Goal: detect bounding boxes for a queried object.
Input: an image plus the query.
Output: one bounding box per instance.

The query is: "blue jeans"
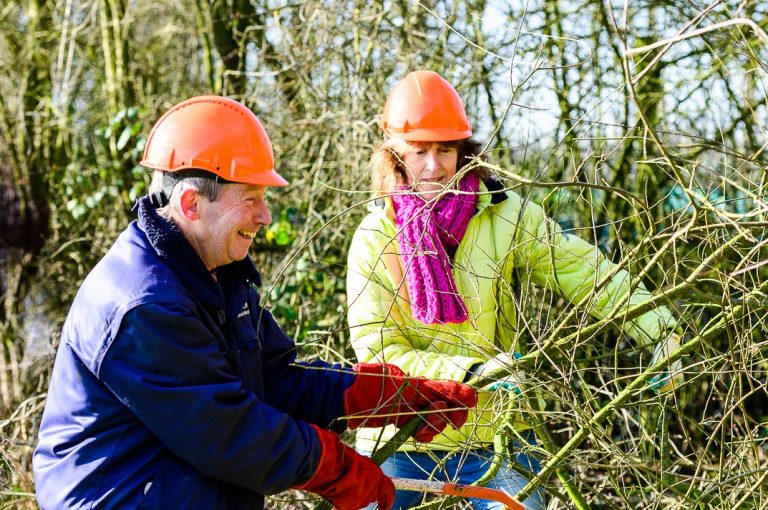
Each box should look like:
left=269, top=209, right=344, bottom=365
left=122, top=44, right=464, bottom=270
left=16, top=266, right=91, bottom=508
left=365, top=444, right=546, bottom=510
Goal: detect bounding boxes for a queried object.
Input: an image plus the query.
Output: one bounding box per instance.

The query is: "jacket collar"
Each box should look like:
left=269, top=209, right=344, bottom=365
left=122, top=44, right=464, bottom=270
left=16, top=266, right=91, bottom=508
left=134, top=196, right=262, bottom=309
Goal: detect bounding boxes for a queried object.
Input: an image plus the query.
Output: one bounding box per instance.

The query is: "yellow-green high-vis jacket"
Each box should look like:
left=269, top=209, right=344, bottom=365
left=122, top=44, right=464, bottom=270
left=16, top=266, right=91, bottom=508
left=346, top=183, right=677, bottom=451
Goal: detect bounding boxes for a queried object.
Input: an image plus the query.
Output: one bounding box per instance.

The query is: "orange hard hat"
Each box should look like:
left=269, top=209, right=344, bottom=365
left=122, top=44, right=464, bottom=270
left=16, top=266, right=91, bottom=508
left=380, top=70, right=472, bottom=142
left=141, top=95, right=288, bottom=187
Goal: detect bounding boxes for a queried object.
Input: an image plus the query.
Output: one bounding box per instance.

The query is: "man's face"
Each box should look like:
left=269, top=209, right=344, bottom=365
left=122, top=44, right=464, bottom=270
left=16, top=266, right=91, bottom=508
left=192, top=183, right=272, bottom=269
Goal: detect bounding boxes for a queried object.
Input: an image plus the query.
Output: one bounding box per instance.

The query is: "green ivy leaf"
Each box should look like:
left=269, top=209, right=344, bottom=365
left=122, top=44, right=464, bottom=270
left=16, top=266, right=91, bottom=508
left=116, top=126, right=132, bottom=150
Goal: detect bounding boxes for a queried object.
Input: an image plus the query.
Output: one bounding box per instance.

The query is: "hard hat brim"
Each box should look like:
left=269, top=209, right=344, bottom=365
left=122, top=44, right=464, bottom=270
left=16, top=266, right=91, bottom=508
left=140, top=160, right=290, bottom=187
left=235, top=168, right=289, bottom=187
left=388, top=127, right=473, bottom=142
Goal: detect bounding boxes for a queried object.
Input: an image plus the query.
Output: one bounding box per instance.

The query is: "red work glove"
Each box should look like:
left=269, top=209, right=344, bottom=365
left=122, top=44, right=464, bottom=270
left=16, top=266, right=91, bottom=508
left=293, top=424, right=394, bottom=510
left=343, top=363, right=478, bottom=442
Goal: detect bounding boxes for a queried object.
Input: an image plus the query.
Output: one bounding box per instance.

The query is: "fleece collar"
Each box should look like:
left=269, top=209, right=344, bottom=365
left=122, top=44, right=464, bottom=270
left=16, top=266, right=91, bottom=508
left=134, top=196, right=262, bottom=310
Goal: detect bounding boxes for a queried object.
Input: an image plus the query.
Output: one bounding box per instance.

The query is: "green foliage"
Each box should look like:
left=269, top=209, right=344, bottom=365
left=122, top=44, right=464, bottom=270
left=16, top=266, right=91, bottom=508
left=267, top=251, right=347, bottom=346
left=61, top=107, right=147, bottom=219
left=265, top=208, right=298, bottom=247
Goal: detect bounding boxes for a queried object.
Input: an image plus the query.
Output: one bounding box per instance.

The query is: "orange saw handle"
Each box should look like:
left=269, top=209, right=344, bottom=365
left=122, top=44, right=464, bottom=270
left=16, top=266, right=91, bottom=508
left=391, top=477, right=525, bottom=510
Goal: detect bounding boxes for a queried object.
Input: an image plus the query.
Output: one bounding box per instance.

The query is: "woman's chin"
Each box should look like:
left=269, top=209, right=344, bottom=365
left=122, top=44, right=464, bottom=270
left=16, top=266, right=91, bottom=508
left=417, top=184, right=444, bottom=201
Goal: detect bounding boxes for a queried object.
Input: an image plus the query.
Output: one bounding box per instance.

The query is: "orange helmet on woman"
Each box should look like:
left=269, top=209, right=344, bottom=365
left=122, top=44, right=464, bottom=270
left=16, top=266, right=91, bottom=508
left=141, top=95, right=288, bottom=187
left=380, top=70, right=472, bottom=142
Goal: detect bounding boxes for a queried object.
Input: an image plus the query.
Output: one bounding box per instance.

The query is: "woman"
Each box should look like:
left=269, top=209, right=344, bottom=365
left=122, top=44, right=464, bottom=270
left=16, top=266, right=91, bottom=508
left=346, top=70, right=681, bottom=509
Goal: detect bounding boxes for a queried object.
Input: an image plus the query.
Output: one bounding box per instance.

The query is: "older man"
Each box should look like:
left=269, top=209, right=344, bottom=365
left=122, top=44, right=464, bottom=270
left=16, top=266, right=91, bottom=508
left=33, top=96, right=477, bottom=510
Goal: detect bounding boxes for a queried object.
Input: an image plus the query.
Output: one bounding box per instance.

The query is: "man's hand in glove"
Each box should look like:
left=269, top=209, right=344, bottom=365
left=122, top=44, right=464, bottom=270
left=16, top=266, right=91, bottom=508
left=343, top=363, right=478, bottom=442
left=293, top=425, right=394, bottom=510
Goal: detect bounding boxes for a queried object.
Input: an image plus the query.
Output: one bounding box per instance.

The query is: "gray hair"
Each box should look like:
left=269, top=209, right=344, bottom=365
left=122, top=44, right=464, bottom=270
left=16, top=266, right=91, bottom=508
left=148, top=170, right=226, bottom=219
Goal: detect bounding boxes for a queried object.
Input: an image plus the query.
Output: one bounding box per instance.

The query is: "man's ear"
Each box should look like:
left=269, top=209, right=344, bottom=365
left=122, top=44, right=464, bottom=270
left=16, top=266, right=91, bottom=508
left=178, top=188, right=201, bottom=221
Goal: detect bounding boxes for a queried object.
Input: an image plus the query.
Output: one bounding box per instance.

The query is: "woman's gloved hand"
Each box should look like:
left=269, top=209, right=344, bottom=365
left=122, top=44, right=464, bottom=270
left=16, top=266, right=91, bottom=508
left=343, top=363, right=478, bottom=442
left=293, top=424, right=394, bottom=510
left=650, top=332, right=684, bottom=394
left=469, top=352, right=526, bottom=395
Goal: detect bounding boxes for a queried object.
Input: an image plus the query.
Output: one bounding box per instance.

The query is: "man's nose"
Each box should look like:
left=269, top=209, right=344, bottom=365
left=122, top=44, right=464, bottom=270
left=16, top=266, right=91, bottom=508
left=254, top=199, right=272, bottom=226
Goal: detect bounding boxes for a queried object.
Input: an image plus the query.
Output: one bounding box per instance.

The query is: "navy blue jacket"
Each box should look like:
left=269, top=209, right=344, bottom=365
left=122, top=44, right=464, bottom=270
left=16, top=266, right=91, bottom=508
left=33, top=197, right=355, bottom=509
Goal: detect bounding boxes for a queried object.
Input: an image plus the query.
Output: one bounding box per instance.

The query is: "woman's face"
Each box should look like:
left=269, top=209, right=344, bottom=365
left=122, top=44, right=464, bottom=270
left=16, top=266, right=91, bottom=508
left=400, top=141, right=459, bottom=201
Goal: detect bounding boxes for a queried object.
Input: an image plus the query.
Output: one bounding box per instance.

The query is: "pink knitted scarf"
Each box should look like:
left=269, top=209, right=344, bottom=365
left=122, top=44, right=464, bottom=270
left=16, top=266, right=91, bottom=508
left=392, top=172, right=479, bottom=324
